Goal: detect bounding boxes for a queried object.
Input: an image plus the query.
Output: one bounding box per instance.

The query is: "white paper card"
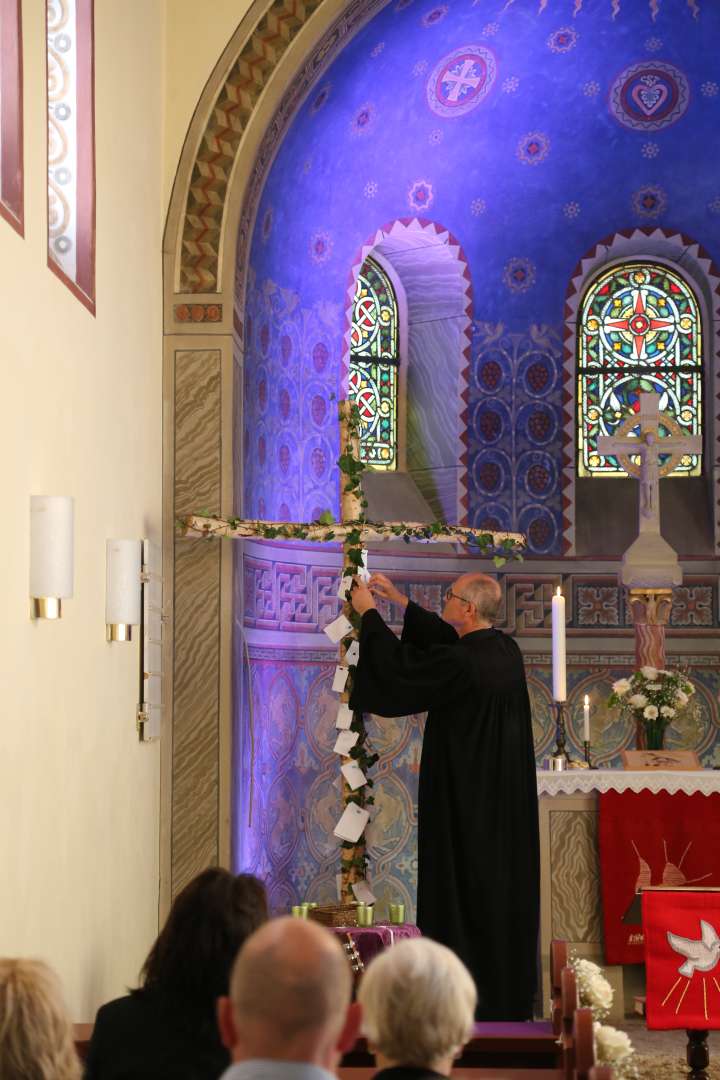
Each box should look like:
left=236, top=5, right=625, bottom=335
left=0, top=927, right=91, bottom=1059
left=333, top=802, right=370, bottom=843
left=333, top=730, right=359, bottom=756
left=323, top=613, right=354, bottom=644
left=332, top=665, right=349, bottom=693
left=358, top=548, right=370, bottom=583
left=337, top=575, right=353, bottom=600
left=335, top=703, right=354, bottom=730
left=352, top=881, right=377, bottom=905
left=341, top=761, right=367, bottom=791
left=345, top=641, right=360, bottom=665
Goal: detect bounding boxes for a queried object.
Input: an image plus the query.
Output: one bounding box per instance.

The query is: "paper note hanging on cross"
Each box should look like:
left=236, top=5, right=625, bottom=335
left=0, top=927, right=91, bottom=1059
left=324, top=613, right=354, bottom=644
left=345, top=640, right=360, bottom=665
left=352, top=880, right=376, bottom=904
left=341, top=761, right=366, bottom=791
left=333, top=730, right=359, bottom=755
left=334, top=802, right=369, bottom=843
left=336, top=703, right=354, bottom=730
left=332, top=665, right=349, bottom=693
left=358, top=548, right=370, bottom=583
left=337, top=575, right=353, bottom=600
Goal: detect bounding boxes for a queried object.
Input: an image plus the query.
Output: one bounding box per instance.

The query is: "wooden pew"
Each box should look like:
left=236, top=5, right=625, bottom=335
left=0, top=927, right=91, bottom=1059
left=560, top=967, right=578, bottom=1080
left=550, top=940, right=568, bottom=1036
left=572, top=1007, right=595, bottom=1080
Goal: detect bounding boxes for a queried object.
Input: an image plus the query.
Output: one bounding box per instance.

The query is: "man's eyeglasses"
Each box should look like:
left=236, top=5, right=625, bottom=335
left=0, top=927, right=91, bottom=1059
left=444, top=587, right=472, bottom=605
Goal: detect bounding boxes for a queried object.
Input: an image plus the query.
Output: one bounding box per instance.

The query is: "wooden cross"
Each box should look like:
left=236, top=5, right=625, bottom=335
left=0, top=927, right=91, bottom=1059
left=182, top=401, right=524, bottom=900
left=598, top=393, right=702, bottom=535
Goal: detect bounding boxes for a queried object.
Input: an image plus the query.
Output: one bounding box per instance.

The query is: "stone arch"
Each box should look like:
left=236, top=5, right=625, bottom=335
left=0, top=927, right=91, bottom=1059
left=561, top=227, right=720, bottom=556
left=344, top=217, right=473, bottom=524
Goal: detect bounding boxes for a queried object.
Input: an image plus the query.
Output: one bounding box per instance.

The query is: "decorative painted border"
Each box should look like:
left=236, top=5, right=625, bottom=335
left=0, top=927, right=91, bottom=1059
left=45, top=0, right=96, bottom=314
left=342, top=217, right=473, bottom=525
left=174, top=302, right=223, bottom=323
left=0, top=0, right=23, bottom=235
left=562, top=227, right=720, bottom=554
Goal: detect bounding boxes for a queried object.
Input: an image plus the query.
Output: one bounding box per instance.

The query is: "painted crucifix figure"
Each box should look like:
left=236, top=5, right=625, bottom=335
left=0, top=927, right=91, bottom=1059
left=598, top=391, right=702, bottom=679
left=184, top=400, right=524, bottom=900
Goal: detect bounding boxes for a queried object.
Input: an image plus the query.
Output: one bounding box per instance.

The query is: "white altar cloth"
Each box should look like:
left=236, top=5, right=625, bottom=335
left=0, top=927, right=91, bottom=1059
left=536, top=768, right=720, bottom=798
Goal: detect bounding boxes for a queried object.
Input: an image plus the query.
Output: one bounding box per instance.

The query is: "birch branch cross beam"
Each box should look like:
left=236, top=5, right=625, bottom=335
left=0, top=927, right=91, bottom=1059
left=181, top=401, right=525, bottom=902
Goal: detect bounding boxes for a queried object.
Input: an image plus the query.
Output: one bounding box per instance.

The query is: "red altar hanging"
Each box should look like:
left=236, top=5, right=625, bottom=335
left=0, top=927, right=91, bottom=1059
left=643, top=888, right=720, bottom=1029
left=598, top=790, right=720, bottom=965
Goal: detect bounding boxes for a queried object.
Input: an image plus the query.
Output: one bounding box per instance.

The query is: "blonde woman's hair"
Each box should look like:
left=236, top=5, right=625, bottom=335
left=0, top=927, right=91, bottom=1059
left=0, top=959, right=81, bottom=1080
left=358, top=938, right=476, bottom=1068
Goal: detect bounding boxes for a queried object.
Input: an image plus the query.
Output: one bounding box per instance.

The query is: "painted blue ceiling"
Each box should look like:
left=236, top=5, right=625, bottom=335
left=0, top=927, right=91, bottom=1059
left=249, top=0, right=720, bottom=329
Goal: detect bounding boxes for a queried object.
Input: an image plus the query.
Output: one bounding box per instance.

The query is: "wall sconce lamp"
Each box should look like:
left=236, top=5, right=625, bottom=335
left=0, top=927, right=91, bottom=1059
left=30, top=496, right=74, bottom=619
left=106, top=539, right=142, bottom=642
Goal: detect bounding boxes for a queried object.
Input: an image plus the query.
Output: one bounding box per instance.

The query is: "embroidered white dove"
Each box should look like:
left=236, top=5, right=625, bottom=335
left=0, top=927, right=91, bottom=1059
left=667, top=920, right=720, bottom=977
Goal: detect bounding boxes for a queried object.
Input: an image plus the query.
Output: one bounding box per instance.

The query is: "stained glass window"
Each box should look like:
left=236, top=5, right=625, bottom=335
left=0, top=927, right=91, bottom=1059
left=349, top=257, right=399, bottom=470
left=577, top=262, right=702, bottom=477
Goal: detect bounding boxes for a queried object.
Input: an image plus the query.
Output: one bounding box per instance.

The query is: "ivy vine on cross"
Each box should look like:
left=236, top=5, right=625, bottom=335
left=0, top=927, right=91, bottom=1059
left=181, top=401, right=525, bottom=901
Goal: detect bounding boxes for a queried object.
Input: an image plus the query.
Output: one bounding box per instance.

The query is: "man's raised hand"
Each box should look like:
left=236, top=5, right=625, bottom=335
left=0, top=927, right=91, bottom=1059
left=350, top=579, right=376, bottom=616
left=368, top=572, right=408, bottom=608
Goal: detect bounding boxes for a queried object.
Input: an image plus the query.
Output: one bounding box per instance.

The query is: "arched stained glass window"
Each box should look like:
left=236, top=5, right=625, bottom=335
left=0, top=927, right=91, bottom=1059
left=577, top=262, right=702, bottom=477
left=349, top=257, right=399, bottom=470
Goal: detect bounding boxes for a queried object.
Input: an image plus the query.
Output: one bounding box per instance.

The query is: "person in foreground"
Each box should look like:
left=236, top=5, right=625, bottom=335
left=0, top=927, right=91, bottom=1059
left=217, top=915, right=362, bottom=1080
left=350, top=571, right=540, bottom=1021
left=85, top=868, right=268, bottom=1080
left=359, top=937, right=476, bottom=1080
left=0, top=957, right=81, bottom=1080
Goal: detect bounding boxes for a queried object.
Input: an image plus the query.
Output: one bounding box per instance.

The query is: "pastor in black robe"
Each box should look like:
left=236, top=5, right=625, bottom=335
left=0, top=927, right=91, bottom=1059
left=350, top=599, right=540, bottom=1021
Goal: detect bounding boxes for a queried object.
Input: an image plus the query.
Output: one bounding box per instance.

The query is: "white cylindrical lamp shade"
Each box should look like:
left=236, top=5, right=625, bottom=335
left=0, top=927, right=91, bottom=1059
left=30, top=496, right=74, bottom=619
left=106, top=540, right=142, bottom=641
left=551, top=586, right=567, bottom=702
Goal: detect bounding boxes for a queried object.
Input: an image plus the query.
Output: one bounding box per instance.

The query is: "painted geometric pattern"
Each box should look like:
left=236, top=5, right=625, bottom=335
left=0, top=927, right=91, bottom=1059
left=242, top=269, right=342, bottom=522
left=236, top=647, right=422, bottom=916
left=469, top=323, right=564, bottom=554
left=47, top=0, right=80, bottom=283
left=578, top=262, right=702, bottom=477
left=236, top=645, right=720, bottom=914
left=243, top=558, right=720, bottom=636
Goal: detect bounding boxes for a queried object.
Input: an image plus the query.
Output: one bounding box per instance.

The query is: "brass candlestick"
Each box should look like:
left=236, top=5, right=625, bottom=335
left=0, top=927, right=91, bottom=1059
left=583, top=740, right=597, bottom=769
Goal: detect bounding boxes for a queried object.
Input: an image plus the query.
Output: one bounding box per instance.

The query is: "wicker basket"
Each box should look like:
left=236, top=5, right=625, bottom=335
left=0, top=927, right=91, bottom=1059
left=308, top=902, right=359, bottom=927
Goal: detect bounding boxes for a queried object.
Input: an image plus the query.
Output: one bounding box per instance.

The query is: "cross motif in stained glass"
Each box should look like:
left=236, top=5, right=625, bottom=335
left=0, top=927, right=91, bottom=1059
left=577, top=262, right=702, bottom=477
left=349, top=258, right=399, bottom=470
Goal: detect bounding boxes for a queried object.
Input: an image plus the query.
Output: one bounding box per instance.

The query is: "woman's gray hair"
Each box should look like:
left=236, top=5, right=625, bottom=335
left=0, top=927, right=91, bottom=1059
left=358, top=938, right=476, bottom=1067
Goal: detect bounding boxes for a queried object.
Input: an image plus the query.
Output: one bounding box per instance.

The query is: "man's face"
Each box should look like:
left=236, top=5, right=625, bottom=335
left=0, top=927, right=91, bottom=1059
left=442, top=577, right=471, bottom=624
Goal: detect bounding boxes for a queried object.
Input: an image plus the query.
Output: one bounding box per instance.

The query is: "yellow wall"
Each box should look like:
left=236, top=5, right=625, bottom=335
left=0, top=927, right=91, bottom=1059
left=0, top=1, right=164, bottom=1019
left=163, top=0, right=249, bottom=210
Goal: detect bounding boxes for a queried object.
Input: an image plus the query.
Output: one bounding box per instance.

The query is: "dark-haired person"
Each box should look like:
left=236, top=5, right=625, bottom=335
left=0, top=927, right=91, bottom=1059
left=85, top=869, right=268, bottom=1080
left=350, top=571, right=539, bottom=1021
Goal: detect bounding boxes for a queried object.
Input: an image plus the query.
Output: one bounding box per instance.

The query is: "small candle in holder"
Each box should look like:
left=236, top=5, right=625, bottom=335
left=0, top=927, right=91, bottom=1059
left=389, top=903, right=405, bottom=925
left=583, top=694, right=590, bottom=743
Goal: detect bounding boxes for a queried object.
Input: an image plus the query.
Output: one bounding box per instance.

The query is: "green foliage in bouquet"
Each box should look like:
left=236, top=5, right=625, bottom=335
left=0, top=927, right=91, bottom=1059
left=608, top=666, right=695, bottom=750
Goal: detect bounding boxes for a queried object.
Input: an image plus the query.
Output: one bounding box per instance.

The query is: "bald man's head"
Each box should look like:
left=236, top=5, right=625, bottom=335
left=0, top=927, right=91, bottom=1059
left=455, top=574, right=501, bottom=624
left=223, top=917, right=356, bottom=1063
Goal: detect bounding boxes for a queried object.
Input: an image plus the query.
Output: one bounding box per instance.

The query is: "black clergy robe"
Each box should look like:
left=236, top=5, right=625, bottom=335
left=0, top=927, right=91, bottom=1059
left=350, top=600, right=540, bottom=1021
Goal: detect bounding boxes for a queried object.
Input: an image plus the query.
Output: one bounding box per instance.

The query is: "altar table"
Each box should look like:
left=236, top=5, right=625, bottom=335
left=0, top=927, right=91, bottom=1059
left=536, top=768, right=720, bottom=1020
left=331, top=921, right=421, bottom=968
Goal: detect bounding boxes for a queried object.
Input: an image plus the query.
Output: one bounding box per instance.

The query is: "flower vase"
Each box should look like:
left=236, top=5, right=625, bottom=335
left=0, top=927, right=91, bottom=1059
left=643, top=717, right=667, bottom=751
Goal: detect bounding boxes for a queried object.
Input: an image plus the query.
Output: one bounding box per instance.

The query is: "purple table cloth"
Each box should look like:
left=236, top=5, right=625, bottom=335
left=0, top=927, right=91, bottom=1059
left=332, top=922, right=421, bottom=967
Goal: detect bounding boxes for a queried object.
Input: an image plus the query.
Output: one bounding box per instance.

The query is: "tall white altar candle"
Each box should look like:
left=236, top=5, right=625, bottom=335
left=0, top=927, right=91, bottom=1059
left=551, top=587, right=566, bottom=702
left=583, top=695, right=590, bottom=743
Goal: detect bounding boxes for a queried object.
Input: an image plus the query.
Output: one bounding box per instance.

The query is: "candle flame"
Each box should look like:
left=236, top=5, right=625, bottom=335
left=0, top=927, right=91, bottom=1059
left=555, top=586, right=561, bottom=596
left=584, top=694, right=589, bottom=706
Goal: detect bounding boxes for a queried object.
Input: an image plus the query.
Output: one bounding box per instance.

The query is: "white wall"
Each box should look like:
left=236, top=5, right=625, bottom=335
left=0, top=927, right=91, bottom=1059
left=0, top=0, right=164, bottom=1020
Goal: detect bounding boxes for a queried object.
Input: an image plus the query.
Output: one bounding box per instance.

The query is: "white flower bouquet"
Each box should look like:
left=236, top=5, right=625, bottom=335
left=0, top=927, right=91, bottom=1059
left=608, top=666, right=695, bottom=750
left=570, top=957, right=613, bottom=1021
left=594, top=1022, right=638, bottom=1079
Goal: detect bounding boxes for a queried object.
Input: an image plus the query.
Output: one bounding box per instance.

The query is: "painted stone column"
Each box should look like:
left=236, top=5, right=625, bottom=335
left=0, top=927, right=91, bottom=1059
left=628, top=588, right=673, bottom=748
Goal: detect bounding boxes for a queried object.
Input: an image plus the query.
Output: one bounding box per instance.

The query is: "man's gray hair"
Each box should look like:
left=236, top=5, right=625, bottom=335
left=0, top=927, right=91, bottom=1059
left=358, top=938, right=476, bottom=1067
left=459, top=574, right=501, bottom=623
